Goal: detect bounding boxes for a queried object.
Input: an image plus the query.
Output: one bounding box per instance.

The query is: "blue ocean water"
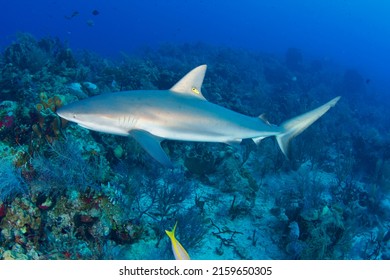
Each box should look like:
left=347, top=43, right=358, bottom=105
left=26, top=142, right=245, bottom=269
left=2, top=0, right=390, bottom=92
left=0, top=0, right=389, bottom=260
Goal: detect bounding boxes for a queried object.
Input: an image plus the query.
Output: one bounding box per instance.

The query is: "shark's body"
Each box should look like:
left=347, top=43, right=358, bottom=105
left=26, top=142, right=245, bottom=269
left=57, top=65, right=340, bottom=167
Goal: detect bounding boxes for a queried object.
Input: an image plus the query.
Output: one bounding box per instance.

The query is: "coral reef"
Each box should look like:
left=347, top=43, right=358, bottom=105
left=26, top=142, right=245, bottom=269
left=0, top=33, right=389, bottom=259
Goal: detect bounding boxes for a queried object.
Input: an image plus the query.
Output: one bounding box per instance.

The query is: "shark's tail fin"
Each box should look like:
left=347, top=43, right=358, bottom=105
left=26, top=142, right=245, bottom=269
left=276, top=96, right=340, bottom=157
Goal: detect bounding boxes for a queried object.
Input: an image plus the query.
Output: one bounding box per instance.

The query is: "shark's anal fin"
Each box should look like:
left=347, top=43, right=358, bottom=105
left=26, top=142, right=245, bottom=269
left=225, top=139, right=242, bottom=148
left=130, top=130, right=173, bottom=168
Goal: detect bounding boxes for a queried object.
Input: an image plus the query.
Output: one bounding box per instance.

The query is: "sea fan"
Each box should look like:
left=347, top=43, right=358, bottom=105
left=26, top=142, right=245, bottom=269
left=0, top=157, right=27, bottom=201
left=31, top=136, right=109, bottom=196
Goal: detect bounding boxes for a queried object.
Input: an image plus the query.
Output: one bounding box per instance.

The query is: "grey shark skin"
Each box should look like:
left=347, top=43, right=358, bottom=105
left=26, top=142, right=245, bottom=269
left=57, top=65, right=340, bottom=167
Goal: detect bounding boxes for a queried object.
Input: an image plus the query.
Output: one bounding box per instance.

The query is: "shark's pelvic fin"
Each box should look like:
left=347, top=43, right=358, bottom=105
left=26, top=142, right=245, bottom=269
left=170, top=65, right=207, bottom=100
left=252, top=136, right=265, bottom=145
left=276, top=96, right=341, bottom=158
left=130, top=130, right=173, bottom=168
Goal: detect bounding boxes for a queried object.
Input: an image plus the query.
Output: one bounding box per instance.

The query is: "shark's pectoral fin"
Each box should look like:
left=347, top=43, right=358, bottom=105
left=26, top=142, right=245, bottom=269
left=130, top=130, right=173, bottom=168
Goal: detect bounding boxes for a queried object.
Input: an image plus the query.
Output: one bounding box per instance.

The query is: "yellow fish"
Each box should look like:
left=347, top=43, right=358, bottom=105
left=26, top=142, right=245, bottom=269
left=165, top=222, right=190, bottom=260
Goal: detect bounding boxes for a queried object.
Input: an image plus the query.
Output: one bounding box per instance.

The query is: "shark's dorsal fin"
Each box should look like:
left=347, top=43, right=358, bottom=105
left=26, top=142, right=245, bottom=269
left=170, top=65, right=207, bottom=100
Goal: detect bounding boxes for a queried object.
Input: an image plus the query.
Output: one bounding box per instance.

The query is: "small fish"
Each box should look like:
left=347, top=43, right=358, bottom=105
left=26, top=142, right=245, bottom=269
left=87, top=20, right=95, bottom=27
left=65, top=11, right=79, bottom=20
left=92, top=9, right=100, bottom=16
left=165, top=222, right=190, bottom=260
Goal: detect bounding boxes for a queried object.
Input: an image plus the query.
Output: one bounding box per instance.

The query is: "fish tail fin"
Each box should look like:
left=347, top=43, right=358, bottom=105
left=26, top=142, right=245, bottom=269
left=276, top=96, right=340, bottom=157
left=165, top=221, right=178, bottom=240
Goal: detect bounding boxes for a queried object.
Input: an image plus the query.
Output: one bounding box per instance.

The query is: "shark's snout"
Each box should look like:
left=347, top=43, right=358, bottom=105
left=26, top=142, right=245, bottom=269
left=56, top=106, right=75, bottom=121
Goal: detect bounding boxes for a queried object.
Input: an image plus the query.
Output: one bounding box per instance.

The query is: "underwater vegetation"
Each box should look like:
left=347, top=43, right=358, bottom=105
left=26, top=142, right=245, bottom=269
left=0, top=33, right=389, bottom=259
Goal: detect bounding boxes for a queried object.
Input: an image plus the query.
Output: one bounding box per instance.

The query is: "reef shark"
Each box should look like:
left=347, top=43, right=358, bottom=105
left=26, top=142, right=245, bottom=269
left=57, top=65, right=340, bottom=167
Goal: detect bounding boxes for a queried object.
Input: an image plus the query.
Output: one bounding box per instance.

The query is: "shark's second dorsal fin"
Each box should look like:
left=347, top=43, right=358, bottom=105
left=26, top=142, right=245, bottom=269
left=258, top=113, right=273, bottom=126
left=170, top=65, right=207, bottom=100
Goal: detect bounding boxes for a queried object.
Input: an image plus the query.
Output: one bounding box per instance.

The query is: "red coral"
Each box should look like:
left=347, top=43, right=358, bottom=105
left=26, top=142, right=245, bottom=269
left=0, top=203, right=6, bottom=218
left=0, top=115, right=14, bottom=129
